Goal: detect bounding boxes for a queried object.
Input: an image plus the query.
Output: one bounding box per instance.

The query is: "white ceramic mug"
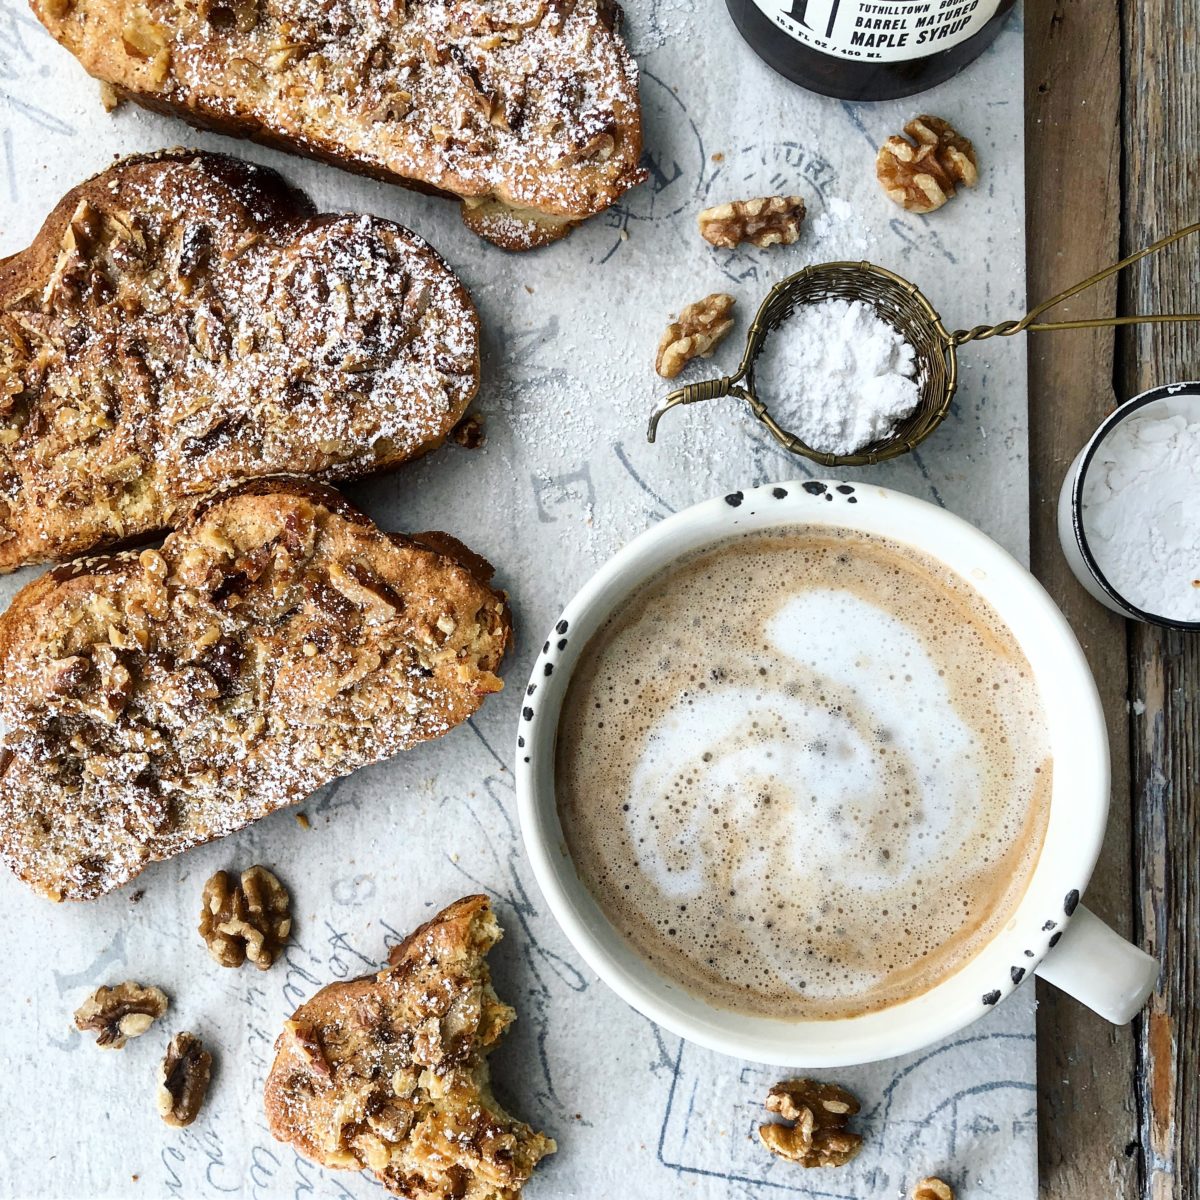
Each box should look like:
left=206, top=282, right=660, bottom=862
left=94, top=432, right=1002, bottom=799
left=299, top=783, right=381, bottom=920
left=515, top=480, right=1159, bottom=1067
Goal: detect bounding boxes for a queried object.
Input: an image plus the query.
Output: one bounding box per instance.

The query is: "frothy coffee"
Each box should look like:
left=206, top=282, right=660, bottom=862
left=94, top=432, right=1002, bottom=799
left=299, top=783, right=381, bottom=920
left=556, top=527, right=1051, bottom=1020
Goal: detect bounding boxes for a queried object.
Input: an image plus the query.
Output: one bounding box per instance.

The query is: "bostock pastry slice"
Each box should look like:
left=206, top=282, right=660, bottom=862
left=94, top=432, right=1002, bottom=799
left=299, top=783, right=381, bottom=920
left=0, top=481, right=510, bottom=900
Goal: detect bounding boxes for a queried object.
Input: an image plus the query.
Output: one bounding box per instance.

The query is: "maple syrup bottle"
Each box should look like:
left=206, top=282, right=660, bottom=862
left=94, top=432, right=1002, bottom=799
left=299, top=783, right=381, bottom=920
left=726, top=0, right=1016, bottom=101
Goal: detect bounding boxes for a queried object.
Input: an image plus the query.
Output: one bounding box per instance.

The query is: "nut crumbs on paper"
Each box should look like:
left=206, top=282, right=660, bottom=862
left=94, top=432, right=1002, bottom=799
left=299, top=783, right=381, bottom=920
left=913, top=1178, right=954, bottom=1200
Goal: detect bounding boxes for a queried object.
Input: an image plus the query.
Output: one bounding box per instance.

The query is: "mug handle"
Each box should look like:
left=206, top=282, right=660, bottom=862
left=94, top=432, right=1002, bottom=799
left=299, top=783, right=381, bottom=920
left=1033, top=904, right=1158, bottom=1024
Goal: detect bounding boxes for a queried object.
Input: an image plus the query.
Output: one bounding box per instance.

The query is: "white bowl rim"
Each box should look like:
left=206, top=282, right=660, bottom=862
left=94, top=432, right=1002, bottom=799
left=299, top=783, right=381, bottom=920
left=515, top=480, right=1109, bottom=1067
left=1069, top=380, right=1200, bottom=631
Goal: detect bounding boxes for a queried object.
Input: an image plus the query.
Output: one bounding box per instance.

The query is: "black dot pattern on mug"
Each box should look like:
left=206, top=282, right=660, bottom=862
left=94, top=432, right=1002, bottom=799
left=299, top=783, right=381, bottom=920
left=721, top=481, right=862, bottom=515
left=521, top=618, right=570, bottom=764
left=982, top=887, right=1084, bottom=1009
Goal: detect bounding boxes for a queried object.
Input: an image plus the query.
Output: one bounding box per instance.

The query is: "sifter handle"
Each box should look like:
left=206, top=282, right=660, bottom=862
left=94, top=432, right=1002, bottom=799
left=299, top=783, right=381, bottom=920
left=950, top=220, right=1200, bottom=346
left=647, top=375, right=747, bottom=442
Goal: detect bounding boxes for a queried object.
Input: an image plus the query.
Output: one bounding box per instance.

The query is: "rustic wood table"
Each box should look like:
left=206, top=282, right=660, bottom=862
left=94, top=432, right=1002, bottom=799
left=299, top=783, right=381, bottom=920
left=1026, top=2, right=1196, bottom=1198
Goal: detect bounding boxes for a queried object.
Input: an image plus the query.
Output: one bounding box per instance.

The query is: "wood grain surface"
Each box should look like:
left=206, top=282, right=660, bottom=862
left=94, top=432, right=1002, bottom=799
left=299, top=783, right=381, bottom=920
left=1025, top=2, right=1140, bottom=1197
left=1027, top=1, right=1197, bottom=1197
left=1121, top=3, right=1198, bottom=1198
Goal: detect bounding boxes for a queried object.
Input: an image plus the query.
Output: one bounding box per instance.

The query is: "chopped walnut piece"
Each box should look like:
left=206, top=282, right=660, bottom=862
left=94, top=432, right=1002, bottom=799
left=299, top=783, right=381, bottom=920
left=74, top=981, right=168, bottom=1049
left=758, top=1079, right=863, bottom=1168
left=655, top=293, right=736, bottom=379
left=139, top=548, right=168, bottom=584
left=199, top=865, right=292, bottom=969
left=913, top=1178, right=954, bottom=1200
left=450, top=413, right=485, bottom=449
left=120, top=10, right=172, bottom=86
left=157, top=1032, right=212, bottom=1127
left=876, top=116, right=978, bottom=214
left=284, top=1018, right=333, bottom=1079
left=697, top=195, right=806, bottom=249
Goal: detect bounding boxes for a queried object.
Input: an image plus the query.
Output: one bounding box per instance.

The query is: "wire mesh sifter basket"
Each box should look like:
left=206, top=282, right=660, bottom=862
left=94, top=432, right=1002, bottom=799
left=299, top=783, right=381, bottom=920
left=647, top=222, right=1200, bottom=467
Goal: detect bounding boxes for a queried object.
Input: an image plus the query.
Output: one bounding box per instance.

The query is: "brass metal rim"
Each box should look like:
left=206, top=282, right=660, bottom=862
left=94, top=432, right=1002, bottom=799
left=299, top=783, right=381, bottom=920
left=736, top=260, right=958, bottom=467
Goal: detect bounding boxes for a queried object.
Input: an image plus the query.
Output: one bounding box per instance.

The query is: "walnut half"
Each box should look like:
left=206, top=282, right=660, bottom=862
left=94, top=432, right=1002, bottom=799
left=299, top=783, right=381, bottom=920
left=913, top=1178, right=954, bottom=1200
left=876, top=116, right=978, bottom=214
left=698, top=195, right=806, bottom=249
left=758, top=1079, right=862, bottom=1169
left=157, top=1032, right=213, bottom=1127
left=200, top=865, right=292, bottom=969
left=655, top=293, right=736, bottom=379
left=74, top=981, right=168, bottom=1049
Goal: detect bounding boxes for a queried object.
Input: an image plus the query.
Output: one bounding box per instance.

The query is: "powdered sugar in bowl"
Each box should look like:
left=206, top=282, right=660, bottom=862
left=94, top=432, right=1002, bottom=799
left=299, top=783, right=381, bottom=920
left=1058, top=382, right=1200, bottom=629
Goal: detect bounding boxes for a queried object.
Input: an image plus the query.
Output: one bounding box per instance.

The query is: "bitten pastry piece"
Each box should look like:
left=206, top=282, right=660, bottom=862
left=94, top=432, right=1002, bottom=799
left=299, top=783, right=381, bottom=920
left=264, top=895, right=555, bottom=1199
left=0, top=150, right=479, bottom=571
left=31, top=1, right=646, bottom=251
left=0, top=482, right=510, bottom=901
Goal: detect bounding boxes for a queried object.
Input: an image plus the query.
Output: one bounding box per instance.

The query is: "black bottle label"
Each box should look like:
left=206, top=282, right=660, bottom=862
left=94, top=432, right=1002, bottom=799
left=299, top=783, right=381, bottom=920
left=750, top=0, right=1002, bottom=62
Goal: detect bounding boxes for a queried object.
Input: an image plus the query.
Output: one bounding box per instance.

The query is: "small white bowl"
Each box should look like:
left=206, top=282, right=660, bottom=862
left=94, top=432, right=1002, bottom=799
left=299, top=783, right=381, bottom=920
left=1058, top=381, right=1200, bottom=631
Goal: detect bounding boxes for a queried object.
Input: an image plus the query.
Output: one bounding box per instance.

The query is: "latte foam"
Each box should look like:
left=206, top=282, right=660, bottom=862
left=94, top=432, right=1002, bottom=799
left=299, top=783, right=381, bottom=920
left=555, top=527, right=1051, bottom=1020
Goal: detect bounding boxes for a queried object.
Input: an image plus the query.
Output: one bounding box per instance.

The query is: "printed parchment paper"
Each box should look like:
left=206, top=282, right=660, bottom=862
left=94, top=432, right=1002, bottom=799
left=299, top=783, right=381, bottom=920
left=0, top=3, right=1036, bottom=1196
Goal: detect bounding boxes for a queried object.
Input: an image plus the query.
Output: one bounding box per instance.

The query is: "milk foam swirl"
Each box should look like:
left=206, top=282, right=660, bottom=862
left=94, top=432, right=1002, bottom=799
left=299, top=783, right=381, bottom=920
left=557, top=528, right=1051, bottom=1020
left=625, top=592, right=991, bottom=999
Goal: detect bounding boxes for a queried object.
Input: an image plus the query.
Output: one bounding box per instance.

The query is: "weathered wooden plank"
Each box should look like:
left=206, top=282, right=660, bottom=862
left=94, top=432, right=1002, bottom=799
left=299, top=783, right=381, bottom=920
left=1024, top=2, right=1141, bottom=1197
left=1121, top=4, right=1200, bottom=1196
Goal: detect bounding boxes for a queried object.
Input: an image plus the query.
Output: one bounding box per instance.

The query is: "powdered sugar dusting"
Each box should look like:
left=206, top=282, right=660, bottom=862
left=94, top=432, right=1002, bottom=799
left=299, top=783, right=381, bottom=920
left=811, top=195, right=872, bottom=257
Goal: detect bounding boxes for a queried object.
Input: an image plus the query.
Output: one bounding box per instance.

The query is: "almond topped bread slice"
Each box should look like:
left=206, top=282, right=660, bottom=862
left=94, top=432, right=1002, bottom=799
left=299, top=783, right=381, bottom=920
left=265, top=895, right=555, bottom=1200
left=0, top=481, right=510, bottom=901
left=31, top=0, right=646, bottom=251
left=0, top=150, right=479, bottom=572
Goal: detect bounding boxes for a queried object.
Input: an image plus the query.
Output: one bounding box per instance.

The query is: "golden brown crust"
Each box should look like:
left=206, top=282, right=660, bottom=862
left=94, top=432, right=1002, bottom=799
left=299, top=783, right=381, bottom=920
left=0, top=483, right=510, bottom=900
left=0, top=150, right=480, bottom=571
left=31, top=0, right=646, bottom=251
left=264, top=895, right=555, bottom=1199
left=458, top=196, right=580, bottom=250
